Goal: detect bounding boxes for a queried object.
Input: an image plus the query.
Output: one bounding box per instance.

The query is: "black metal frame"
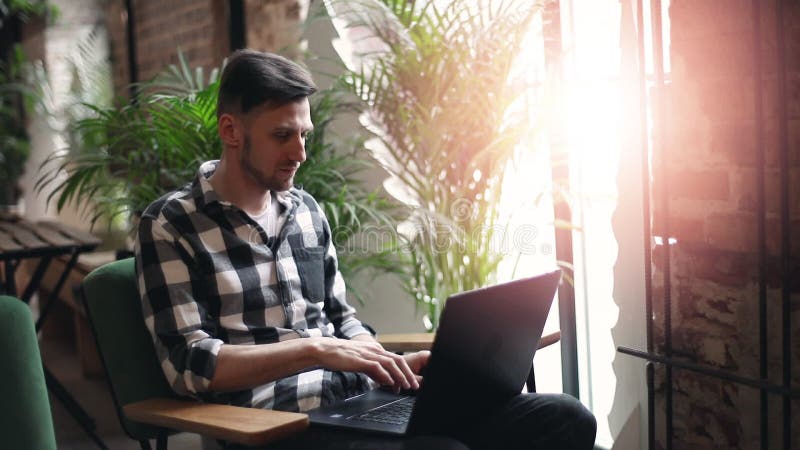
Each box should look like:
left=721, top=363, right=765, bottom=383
left=124, top=0, right=139, bottom=103
left=228, top=0, right=246, bottom=51
left=545, top=0, right=581, bottom=401
left=136, top=432, right=167, bottom=450
left=617, top=1, right=796, bottom=449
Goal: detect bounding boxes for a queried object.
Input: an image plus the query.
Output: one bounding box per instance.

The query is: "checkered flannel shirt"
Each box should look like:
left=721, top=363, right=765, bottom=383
left=135, top=161, right=373, bottom=412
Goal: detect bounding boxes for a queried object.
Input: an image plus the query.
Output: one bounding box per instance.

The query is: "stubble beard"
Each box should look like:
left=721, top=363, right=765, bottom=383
left=240, top=134, right=294, bottom=192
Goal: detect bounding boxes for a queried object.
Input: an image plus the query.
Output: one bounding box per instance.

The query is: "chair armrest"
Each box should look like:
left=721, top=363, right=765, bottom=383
left=539, top=330, right=561, bottom=349
left=377, top=333, right=436, bottom=352
left=378, top=331, right=562, bottom=353
left=122, top=398, right=308, bottom=447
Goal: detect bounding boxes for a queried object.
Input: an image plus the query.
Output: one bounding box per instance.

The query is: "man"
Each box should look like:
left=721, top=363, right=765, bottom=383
left=136, top=50, right=595, bottom=449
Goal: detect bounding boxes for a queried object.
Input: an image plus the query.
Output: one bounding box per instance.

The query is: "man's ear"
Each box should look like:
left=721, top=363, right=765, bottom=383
left=218, top=113, right=242, bottom=149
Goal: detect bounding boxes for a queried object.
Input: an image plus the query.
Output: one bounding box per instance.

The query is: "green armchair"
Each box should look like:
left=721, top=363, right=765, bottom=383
left=80, top=258, right=308, bottom=450
left=0, top=295, right=57, bottom=450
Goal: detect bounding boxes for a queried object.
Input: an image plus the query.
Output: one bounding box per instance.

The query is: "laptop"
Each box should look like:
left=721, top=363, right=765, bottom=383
left=307, top=269, right=561, bottom=436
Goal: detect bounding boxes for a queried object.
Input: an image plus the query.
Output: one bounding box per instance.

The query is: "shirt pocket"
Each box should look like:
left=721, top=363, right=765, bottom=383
left=291, top=246, right=326, bottom=303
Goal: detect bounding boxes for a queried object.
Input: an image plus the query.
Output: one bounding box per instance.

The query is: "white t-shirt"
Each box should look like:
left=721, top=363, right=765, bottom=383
left=248, top=191, right=287, bottom=239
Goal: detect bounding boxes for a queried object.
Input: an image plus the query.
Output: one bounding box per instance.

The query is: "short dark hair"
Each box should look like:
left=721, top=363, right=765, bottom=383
left=216, top=50, right=317, bottom=117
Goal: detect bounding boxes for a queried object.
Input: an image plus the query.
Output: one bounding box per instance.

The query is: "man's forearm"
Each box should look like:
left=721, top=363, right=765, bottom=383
left=208, top=335, right=421, bottom=393
left=208, top=338, right=320, bottom=392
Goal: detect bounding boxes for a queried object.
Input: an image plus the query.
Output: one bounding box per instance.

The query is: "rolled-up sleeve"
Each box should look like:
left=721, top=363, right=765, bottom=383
left=317, top=206, right=371, bottom=339
left=135, top=216, right=223, bottom=397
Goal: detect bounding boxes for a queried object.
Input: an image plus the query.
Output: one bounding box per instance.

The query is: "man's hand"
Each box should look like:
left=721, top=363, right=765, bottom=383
left=403, top=350, right=431, bottom=385
left=209, top=336, right=431, bottom=394
left=310, top=337, right=420, bottom=392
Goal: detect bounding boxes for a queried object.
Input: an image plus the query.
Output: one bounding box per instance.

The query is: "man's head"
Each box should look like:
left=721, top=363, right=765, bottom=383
left=217, top=49, right=317, bottom=118
left=217, top=50, right=317, bottom=192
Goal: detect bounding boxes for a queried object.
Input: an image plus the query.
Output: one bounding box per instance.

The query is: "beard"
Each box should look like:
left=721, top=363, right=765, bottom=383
left=240, top=134, right=296, bottom=192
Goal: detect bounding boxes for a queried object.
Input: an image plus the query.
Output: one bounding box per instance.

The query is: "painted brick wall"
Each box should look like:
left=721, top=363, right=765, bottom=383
left=654, top=1, right=800, bottom=448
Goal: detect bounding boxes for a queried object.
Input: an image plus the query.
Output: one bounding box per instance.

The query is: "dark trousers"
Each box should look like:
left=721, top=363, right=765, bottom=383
left=253, top=393, right=596, bottom=450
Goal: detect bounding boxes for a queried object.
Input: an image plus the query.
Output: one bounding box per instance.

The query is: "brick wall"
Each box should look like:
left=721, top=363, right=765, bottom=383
left=104, top=0, right=228, bottom=98
left=133, top=0, right=228, bottom=82
left=245, top=0, right=308, bottom=61
left=104, top=0, right=307, bottom=99
left=654, top=1, right=800, bottom=448
left=104, top=0, right=129, bottom=98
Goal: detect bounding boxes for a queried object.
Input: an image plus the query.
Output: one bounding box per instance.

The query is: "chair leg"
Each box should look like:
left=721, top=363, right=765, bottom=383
left=139, top=440, right=153, bottom=450
left=156, top=433, right=169, bottom=450
left=526, top=364, right=537, bottom=393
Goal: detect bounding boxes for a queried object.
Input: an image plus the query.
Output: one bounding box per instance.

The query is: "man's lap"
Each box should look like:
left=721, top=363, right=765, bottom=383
left=235, top=392, right=595, bottom=450
left=460, top=392, right=597, bottom=450
left=250, top=428, right=468, bottom=450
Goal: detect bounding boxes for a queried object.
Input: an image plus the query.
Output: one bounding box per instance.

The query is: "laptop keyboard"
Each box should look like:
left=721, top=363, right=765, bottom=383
left=352, top=396, right=416, bottom=425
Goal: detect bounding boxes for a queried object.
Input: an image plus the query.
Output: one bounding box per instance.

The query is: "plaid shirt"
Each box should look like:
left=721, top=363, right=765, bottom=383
left=135, top=161, right=373, bottom=412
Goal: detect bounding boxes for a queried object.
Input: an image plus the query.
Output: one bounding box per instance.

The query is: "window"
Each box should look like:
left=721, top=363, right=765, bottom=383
left=500, top=0, right=671, bottom=447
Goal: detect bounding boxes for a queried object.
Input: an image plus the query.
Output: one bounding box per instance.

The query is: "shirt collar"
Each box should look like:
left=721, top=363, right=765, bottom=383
left=193, top=160, right=304, bottom=214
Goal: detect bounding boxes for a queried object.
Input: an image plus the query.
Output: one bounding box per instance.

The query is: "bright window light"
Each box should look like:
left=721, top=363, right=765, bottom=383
left=499, top=0, right=671, bottom=448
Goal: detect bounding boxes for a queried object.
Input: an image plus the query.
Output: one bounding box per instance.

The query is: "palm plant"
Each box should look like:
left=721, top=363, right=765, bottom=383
left=36, top=58, right=220, bottom=225
left=298, top=89, right=398, bottom=293
left=36, top=54, right=396, bottom=299
left=326, top=0, right=541, bottom=329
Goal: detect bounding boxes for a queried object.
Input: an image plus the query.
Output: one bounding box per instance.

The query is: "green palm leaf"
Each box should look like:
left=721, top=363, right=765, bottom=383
left=38, top=52, right=397, bottom=303
left=327, top=0, right=541, bottom=329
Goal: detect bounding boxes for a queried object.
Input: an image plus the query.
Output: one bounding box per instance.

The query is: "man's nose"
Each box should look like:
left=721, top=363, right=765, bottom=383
left=290, top=135, right=307, bottom=163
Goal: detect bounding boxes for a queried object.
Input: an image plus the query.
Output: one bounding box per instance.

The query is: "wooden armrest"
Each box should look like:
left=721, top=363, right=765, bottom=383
left=123, top=398, right=308, bottom=447
left=378, top=331, right=562, bottom=353
left=377, top=333, right=436, bottom=352
left=539, top=330, right=561, bottom=349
